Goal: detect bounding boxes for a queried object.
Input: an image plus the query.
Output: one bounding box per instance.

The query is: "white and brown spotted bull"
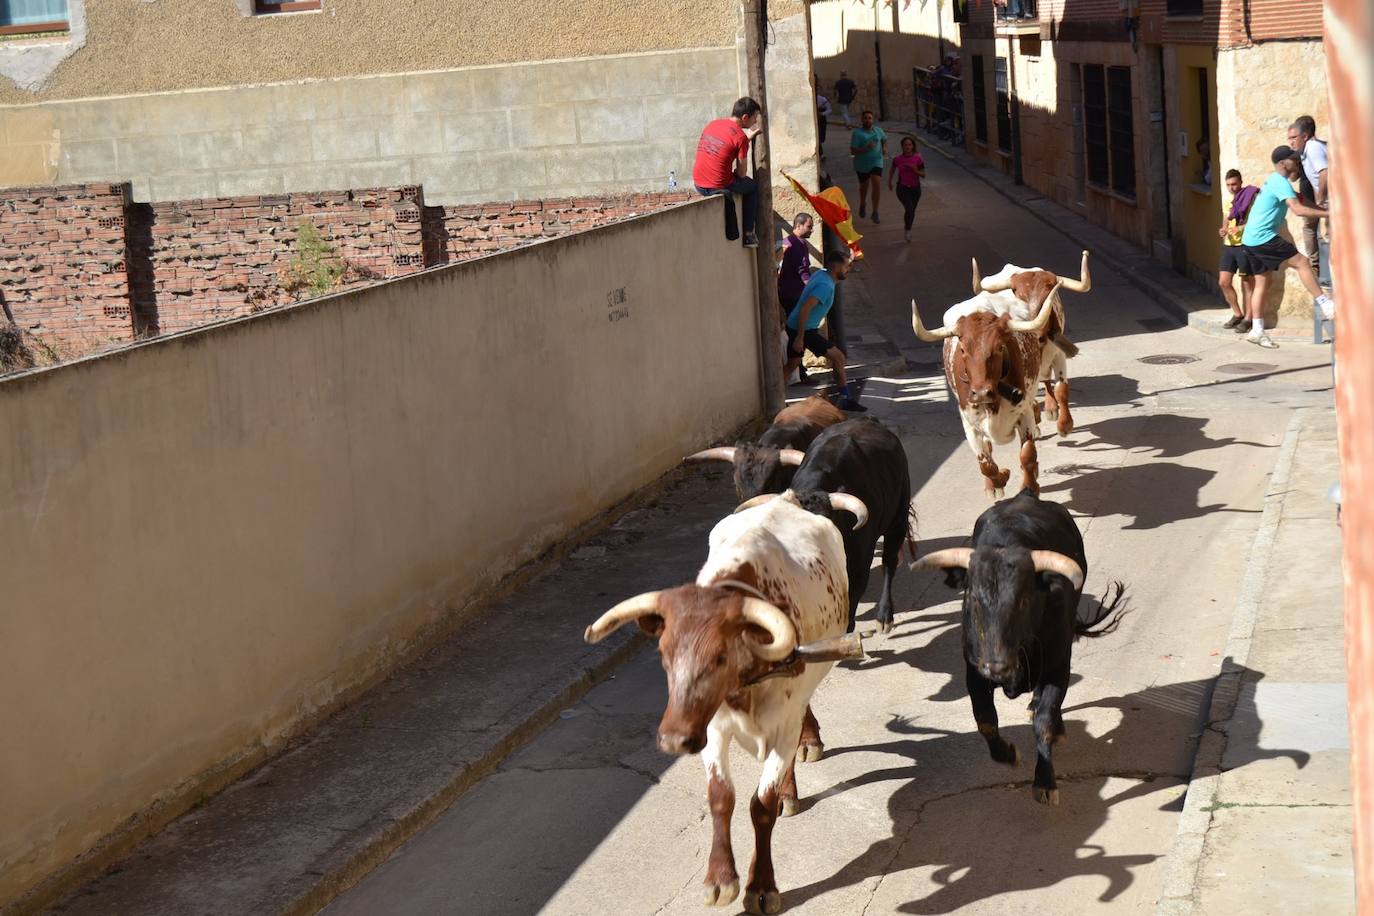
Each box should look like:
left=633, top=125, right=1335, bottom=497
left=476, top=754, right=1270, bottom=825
left=912, top=282, right=1061, bottom=499
left=949, top=251, right=1092, bottom=437
left=584, top=489, right=866, bottom=914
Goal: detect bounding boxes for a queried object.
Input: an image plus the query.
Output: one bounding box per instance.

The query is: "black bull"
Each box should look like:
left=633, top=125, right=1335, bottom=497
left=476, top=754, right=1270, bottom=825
left=914, top=490, right=1126, bottom=805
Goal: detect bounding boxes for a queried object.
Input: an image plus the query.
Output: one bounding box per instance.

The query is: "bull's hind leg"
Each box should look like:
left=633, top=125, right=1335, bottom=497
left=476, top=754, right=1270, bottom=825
left=1053, top=379, right=1073, bottom=437
left=703, top=735, right=740, bottom=906
left=745, top=737, right=798, bottom=914
left=796, top=705, right=824, bottom=763
left=1018, top=429, right=1040, bottom=496
left=1041, top=379, right=1057, bottom=424
left=967, top=663, right=1019, bottom=766
left=873, top=509, right=908, bottom=633
left=1031, top=679, right=1068, bottom=806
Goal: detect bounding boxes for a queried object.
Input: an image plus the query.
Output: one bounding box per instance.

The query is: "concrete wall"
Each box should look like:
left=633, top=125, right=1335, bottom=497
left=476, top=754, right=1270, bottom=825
left=0, top=196, right=763, bottom=909
left=0, top=48, right=743, bottom=203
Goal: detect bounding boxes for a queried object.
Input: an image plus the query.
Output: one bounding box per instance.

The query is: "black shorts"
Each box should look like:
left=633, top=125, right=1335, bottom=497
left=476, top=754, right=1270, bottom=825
left=1242, top=237, right=1299, bottom=275
left=1218, top=246, right=1249, bottom=276
left=855, top=167, right=883, bottom=181
left=787, top=326, right=834, bottom=359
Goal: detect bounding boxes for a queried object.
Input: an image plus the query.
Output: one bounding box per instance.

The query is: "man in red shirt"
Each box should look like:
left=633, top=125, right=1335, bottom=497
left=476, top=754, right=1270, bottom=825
left=693, top=97, right=764, bottom=247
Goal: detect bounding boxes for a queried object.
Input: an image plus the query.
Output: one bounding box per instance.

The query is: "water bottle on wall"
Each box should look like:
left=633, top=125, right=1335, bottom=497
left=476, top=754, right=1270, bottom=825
left=668, top=171, right=678, bottom=191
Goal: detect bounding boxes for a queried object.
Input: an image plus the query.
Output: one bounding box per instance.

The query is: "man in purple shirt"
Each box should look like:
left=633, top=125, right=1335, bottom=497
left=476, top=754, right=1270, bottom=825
left=778, top=213, right=815, bottom=382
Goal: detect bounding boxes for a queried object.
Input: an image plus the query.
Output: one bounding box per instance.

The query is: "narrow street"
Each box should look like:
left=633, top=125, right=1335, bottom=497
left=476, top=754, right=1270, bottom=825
left=322, top=131, right=1339, bottom=915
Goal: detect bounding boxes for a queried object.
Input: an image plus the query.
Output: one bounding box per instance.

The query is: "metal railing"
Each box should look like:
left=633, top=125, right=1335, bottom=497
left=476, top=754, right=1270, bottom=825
left=996, top=0, right=1038, bottom=20
left=914, top=67, right=964, bottom=146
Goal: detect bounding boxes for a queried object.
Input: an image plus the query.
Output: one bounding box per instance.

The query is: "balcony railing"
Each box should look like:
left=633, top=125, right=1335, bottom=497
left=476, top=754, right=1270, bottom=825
left=995, top=0, right=1037, bottom=22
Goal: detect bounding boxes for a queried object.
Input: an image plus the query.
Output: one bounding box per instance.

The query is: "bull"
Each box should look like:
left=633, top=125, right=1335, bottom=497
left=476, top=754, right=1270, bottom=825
left=911, top=490, right=1126, bottom=805
left=685, top=395, right=847, bottom=499
left=911, top=285, right=1060, bottom=498
left=584, top=489, right=867, bottom=914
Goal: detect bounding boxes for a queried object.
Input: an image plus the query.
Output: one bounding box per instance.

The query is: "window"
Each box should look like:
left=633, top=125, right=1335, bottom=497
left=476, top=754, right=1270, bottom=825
left=972, top=55, right=988, bottom=144
left=994, top=57, right=1011, bottom=153
left=0, top=0, right=69, bottom=35
left=253, top=0, right=322, bottom=13
left=952, top=0, right=970, bottom=24
left=1083, top=65, right=1135, bottom=199
left=1193, top=67, right=1211, bottom=188
left=1166, top=0, right=1204, bottom=17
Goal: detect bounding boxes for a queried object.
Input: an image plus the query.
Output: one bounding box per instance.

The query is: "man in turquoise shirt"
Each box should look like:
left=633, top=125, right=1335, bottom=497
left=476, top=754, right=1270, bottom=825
left=785, top=250, right=865, bottom=412
left=850, top=109, right=887, bottom=224
left=1239, top=145, right=1334, bottom=348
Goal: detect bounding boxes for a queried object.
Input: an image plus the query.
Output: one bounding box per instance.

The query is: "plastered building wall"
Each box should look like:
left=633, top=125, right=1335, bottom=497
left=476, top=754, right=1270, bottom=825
left=0, top=196, right=763, bottom=910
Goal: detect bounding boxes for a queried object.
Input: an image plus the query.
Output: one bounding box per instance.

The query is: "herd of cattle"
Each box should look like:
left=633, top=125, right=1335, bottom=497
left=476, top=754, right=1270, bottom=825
left=583, top=252, right=1126, bottom=914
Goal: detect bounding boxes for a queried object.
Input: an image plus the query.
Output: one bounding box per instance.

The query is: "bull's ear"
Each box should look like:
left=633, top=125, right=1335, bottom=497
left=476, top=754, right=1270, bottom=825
left=943, top=568, right=968, bottom=591
left=635, top=615, right=665, bottom=637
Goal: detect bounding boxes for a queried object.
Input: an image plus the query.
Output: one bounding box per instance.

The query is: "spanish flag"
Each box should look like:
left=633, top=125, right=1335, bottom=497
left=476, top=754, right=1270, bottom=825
left=782, top=172, right=864, bottom=260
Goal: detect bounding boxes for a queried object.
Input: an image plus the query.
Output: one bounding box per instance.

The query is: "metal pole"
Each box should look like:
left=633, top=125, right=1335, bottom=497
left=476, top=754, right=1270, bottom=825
left=743, top=0, right=784, bottom=415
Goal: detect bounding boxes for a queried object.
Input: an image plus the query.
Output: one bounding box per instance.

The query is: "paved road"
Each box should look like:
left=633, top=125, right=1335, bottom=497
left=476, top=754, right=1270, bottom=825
left=323, top=133, right=1336, bottom=915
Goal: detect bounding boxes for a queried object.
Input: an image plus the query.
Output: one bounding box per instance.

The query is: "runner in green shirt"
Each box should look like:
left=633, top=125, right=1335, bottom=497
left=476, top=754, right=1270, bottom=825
left=850, top=109, right=887, bottom=224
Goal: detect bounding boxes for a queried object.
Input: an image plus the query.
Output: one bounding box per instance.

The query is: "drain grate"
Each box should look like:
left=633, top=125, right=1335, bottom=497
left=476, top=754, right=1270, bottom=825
left=1138, top=354, right=1200, bottom=365
left=1215, top=362, right=1278, bottom=374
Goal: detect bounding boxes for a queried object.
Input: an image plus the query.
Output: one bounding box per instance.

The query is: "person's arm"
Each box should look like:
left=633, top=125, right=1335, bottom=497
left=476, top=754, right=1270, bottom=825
left=790, top=296, right=819, bottom=352
left=916, top=155, right=926, bottom=179
left=1316, top=168, right=1328, bottom=206
left=887, top=159, right=897, bottom=191
left=1285, top=197, right=1327, bottom=220
left=734, top=131, right=757, bottom=179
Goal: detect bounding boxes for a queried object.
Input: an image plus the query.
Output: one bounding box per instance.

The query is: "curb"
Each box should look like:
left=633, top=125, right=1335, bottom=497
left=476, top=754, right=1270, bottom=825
left=901, top=126, right=1329, bottom=346
left=1153, top=409, right=1307, bottom=915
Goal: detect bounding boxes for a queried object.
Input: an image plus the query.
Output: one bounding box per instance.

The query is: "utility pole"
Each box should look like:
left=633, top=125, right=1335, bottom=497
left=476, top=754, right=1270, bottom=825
left=743, top=0, right=784, bottom=415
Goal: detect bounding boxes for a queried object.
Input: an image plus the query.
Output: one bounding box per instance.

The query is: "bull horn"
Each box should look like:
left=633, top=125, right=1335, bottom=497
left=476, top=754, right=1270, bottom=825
left=828, top=492, right=869, bottom=530
left=1030, top=550, right=1085, bottom=591
left=584, top=591, right=663, bottom=644
left=733, top=493, right=778, bottom=514
left=911, top=298, right=955, bottom=342
left=1007, top=282, right=1062, bottom=334
left=1060, top=250, right=1091, bottom=293
left=980, top=270, right=1013, bottom=293
left=779, top=448, right=806, bottom=467
left=909, top=547, right=973, bottom=572
left=685, top=447, right=737, bottom=465
left=971, top=257, right=983, bottom=294
left=740, top=597, right=798, bottom=661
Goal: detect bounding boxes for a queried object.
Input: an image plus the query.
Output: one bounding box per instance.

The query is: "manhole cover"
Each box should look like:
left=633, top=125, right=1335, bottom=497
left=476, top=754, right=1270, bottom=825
left=1138, top=354, right=1200, bottom=365
left=1215, top=362, right=1278, bottom=374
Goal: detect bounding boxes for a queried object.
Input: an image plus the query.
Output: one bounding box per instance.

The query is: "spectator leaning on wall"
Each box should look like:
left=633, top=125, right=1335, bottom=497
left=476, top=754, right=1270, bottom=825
left=1287, top=115, right=1330, bottom=278
left=779, top=212, right=815, bottom=383
left=692, top=97, right=764, bottom=247
left=1217, top=168, right=1258, bottom=331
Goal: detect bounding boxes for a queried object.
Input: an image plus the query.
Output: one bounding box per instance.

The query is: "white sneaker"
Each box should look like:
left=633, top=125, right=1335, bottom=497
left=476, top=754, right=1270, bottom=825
left=1318, top=295, right=1336, bottom=320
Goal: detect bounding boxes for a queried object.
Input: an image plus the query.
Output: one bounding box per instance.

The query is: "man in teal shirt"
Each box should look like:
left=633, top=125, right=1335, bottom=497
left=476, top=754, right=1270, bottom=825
left=850, top=109, right=887, bottom=224
left=1239, top=145, right=1334, bottom=348
left=785, top=250, right=865, bottom=412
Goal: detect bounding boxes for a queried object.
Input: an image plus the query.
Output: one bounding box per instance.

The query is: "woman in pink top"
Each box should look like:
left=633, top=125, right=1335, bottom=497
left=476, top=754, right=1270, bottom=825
left=888, top=136, right=926, bottom=242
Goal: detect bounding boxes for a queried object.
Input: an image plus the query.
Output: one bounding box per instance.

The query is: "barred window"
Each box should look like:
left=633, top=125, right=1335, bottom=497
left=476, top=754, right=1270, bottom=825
left=994, top=58, right=1011, bottom=153
left=972, top=55, right=989, bottom=144
left=1083, top=64, right=1135, bottom=199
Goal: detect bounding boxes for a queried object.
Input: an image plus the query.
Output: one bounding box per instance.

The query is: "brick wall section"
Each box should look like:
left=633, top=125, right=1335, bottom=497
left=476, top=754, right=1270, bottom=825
left=963, top=0, right=1321, bottom=46
left=141, top=187, right=426, bottom=335
left=430, top=192, right=695, bottom=264
left=0, top=183, right=135, bottom=355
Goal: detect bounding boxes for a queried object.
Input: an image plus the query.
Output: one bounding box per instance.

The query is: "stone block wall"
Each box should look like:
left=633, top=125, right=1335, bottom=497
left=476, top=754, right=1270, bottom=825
left=0, top=182, right=134, bottom=352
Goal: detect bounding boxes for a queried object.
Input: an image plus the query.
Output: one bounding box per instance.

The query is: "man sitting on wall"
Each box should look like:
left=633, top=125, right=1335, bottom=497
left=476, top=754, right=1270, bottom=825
left=692, top=97, right=764, bottom=248
left=1237, top=146, right=1335, bottom=349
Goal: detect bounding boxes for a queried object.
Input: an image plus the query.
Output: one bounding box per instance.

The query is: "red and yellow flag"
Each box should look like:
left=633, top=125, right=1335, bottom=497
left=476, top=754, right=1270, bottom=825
left=782, top=172, right=864, bottom=260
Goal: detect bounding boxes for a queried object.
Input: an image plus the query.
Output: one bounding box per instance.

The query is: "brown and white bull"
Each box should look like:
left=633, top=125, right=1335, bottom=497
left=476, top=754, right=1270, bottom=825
left=584, top=490, right=865, bottom=914
left=949, top=250, right=1092, bottom=437
left=912, top=283, right=1061, bottom=499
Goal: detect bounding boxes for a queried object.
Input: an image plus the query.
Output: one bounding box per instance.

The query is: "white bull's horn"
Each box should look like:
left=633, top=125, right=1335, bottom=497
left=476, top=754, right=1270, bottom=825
left=1007, top=282, right=1062, bottom=334
left=1030, top=550, right=1085, bottom=591
left=1061, top=250, right=1091, bottom=293
left=912, top=299, right=955, bottom=342
left=779, top=448, right=806, bottom=467
left=980, top=270, right=1013, bottom=293
left=584, top=591, right=663, bottom=644
left=733, top=493, right=779, bottom=514
left=828, top=492, right=869, bottom=530
left=971, top=257, right=984, bottom=294
left=910, top=547, right=973, bottom=572
left=684, top=447, right=737, bottom=465
left=740, top=597, right=798, bottom=661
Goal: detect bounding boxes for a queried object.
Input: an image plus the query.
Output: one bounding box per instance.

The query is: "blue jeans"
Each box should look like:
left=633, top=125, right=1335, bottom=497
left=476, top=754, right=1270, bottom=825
left=695, top=175, right=758, bottom=237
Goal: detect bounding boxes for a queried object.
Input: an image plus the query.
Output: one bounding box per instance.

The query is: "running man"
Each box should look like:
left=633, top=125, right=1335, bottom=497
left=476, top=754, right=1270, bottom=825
left=850, top=110, right=887, bottom=224
left=785, top=250, right=866, bottom=412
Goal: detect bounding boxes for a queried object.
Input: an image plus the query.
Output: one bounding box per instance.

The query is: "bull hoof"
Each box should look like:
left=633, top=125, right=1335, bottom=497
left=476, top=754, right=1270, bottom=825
left=704, top=878, right=740, bottom=907
left=877, top=617, right=894, bottom=635
left=743, top=889, right=783, bottom=914
left=796, top=742, right=824, bottom=763
left=781, top=795, right=800, bottom=817
left=1033, top=786, right=1060, bottom=806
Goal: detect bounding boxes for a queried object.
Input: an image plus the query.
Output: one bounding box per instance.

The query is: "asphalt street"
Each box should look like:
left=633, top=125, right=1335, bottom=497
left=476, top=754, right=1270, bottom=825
left=322, top=132, right=1338, bottom=916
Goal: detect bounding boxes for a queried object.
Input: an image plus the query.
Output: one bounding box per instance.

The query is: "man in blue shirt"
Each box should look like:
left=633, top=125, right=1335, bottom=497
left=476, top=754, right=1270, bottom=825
left=1239, top=145, right=1334, bottom=348
left=785, top=250, right=865, bottom=412
left=850, top=109, right=887, bottom=224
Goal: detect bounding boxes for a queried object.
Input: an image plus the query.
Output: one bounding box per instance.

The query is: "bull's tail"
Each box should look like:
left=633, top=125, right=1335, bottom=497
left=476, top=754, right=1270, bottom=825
left=1074, top=581, right=1128, bottom=639
left=1051, top=332, right=1080, bottom=359
left=903, top=503, right=920, bottom=562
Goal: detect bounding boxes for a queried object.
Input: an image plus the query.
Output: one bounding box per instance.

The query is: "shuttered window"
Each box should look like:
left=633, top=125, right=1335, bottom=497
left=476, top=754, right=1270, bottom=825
left=0, top=0, right=69, bottom=34
left=972, top=55, right=989, bottom=144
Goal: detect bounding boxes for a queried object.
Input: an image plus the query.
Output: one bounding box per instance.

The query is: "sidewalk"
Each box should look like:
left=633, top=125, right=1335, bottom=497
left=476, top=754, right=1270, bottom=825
left=1156, top=408, right=1353, bottom=914
left=880, top=119, right=1330, bottom=347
